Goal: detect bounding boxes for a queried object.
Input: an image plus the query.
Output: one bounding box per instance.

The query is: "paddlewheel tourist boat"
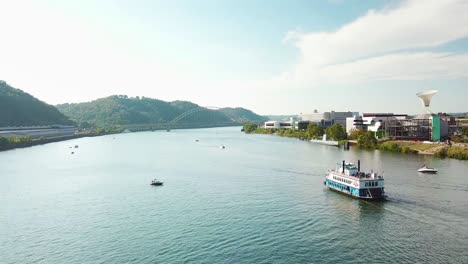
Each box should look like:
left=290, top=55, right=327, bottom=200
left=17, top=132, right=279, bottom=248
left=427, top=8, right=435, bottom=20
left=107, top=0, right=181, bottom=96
left=324, top=160, right=386, bottom=200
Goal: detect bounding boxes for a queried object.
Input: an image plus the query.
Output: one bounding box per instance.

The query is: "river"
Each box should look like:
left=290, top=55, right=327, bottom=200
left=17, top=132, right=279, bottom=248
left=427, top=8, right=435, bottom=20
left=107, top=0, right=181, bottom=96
left=1, top=127, right=467, bottom=263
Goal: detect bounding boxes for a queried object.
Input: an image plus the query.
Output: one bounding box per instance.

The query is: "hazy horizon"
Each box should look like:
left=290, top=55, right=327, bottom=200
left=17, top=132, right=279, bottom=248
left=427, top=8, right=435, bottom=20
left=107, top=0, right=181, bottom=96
left=1, top=0, right=468, bottom=115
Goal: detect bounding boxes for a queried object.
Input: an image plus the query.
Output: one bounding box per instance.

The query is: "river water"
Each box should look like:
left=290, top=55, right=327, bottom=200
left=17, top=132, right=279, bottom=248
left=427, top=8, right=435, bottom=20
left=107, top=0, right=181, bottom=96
left=1, top=127, right=467, bottom=263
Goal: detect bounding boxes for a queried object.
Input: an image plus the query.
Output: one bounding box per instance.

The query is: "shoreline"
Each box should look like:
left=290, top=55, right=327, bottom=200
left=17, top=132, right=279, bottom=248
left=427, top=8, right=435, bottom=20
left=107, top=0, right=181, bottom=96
left=243, top=129, right=468, bottom=160
left=0, top=124, right=242, bottom=152
left=0, top=132, right=120, bottom=152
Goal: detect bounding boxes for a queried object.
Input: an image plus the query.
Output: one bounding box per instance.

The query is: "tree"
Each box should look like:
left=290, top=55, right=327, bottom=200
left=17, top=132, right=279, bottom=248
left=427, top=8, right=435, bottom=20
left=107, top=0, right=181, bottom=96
left=18, top=136, right=32, bottom=143
left=79, top=121, right=93, bottom=129
left=242, top=123, right=258, bottom=133
left=0, top=81, right=74, bottom=126
left=306, top=123, right=324, bottom=139
left=0, top=136, right=10, bottom=149
left=348, top=128, right=366, bottom=140
left=326, top=123, right=347, bottom=141
left=357, top=131, right=378, bottom=148
left=462, top=128, right=468, bottom=137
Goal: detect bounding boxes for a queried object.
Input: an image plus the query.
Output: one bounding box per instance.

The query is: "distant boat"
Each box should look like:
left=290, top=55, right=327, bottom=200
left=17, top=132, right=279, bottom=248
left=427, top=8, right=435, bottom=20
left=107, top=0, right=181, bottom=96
left=195, top=139, right=199, bottom=142
left=150, top=179, right=163, bottom=186
left=74, top=145, right=79, bottom=148
left=220, top=145, right=225, bottom=149
left=418, top=165, right=437, bottom=174
left=310, top=134, right=339, bottom=146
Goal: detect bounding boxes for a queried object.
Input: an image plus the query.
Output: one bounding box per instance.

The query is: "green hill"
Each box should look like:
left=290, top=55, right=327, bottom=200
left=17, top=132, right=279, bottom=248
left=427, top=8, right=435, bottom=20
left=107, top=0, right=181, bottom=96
left=0, top=81, right=74, bottom=127
left=219, top=107, right=267, bottom=123
left=56, top=96, right=266, bottom=128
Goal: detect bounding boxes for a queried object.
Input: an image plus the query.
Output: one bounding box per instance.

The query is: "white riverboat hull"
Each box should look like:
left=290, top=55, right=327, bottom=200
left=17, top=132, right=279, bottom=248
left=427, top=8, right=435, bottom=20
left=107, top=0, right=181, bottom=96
left=310, top=140, right=339, bottom=146
left=324, top=161, right=386, bottom=200
left=418, top=168, right=437, bottom=173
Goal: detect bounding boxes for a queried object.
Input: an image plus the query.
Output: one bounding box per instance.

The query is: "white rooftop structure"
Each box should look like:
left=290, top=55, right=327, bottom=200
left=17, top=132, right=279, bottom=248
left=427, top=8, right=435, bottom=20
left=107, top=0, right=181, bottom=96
left=416, top=90, right=437, bottom=114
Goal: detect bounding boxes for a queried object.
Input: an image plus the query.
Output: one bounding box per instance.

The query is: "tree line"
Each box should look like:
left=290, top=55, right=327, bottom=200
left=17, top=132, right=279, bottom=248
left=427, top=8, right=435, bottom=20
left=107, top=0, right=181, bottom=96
left=243, top=123, right=348, bottom=141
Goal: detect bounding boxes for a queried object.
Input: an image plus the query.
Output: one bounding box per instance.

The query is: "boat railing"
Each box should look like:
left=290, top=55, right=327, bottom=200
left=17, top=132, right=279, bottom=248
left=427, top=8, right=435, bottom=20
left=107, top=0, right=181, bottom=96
left=330, top=170, right=384, bottom=180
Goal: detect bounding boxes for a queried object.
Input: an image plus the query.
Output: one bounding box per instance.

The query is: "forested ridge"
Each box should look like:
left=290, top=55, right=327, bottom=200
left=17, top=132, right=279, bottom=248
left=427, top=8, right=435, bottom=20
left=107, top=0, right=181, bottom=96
left=0, top=81, right=73, bottom=126
left=56, top=95, right=267, bottom=127
left=0, top=80, right=266, bottom=128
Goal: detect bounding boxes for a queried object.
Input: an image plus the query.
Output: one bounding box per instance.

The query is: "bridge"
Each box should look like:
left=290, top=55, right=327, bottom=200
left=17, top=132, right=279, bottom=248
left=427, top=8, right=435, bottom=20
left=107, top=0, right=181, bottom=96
left=123, top=106, right=241, bottom=131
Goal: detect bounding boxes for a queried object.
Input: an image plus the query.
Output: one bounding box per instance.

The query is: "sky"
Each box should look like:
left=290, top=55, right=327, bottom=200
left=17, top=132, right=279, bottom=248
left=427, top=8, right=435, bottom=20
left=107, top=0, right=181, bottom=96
left=0, top=0, right=467, bottom=115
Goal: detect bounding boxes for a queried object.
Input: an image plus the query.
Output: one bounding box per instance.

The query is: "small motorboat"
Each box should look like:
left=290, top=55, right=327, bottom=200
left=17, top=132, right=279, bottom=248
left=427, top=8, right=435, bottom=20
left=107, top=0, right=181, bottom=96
left=220, top=145, right=225, bottom=149
left=150, top=179, right=163, bottom=186
left=418, top=165, right=437, bottom=173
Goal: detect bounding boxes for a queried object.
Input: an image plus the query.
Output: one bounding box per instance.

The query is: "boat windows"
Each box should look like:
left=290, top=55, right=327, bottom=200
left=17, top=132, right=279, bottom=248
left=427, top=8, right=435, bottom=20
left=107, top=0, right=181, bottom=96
left=365, top=181, right=379, bottom=187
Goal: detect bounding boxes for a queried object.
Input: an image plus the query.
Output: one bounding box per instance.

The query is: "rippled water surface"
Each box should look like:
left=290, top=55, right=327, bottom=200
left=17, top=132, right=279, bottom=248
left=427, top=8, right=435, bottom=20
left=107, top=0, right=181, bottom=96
left=1, top=127, right=468, bottom=263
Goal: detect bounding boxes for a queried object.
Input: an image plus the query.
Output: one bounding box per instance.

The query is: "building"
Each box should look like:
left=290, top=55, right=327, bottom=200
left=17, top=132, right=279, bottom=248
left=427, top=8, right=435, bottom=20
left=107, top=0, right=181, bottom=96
left=299, top=110, right=353, bottom=129
left=346, top=112, right=448, bottom=141
left=345, top=88, right=452, bottom=142
left=346, top=113, right=409, bottom=138
left=384, top=114, right=448, bottom=141
left=330, top=111, right=354, bottom=128
left=437, top=113, right=466, bottom=136
left=264, top=118, right=296, bottom=129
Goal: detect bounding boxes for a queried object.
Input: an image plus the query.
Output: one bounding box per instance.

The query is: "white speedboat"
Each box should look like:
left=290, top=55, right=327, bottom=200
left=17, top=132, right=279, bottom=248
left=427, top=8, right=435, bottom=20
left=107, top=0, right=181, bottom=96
left=150, top=179, right=163, bottom=186
left=418, top=165, right=437, bottom=174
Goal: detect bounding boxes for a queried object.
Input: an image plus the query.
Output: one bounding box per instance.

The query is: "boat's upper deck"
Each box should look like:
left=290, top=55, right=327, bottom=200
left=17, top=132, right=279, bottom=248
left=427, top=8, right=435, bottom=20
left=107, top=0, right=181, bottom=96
left=333, top=162, right=384, bottom=180
left=330, top=170, right=383, bottom=181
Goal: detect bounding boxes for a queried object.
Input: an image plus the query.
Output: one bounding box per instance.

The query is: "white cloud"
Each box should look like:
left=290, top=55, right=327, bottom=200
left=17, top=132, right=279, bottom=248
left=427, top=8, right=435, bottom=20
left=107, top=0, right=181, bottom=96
left=282, top=0, right=468, bottom=84
left=0, top=0, right=467, bottom=114
left=320, top=52, right=468, bottom=83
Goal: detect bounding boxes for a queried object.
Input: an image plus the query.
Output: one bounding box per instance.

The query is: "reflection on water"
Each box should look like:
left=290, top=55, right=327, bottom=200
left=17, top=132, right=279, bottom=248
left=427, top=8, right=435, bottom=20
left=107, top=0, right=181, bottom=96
left=0, top=127, right=467, bottom=264
left=328, top=192, right=386, bottom=221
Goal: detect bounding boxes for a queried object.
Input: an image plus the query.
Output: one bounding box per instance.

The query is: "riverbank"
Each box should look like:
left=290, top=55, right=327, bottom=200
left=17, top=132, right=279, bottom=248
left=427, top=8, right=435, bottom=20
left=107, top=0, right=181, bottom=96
left=3, top=126, right=467, bottom=264
left=0, top=124, right=243, bottom=152
left=0, top=131, right=122, bottom=152
left=373, top=140, right=468, bottom=160
left=243, top=127, right=468, bottom=160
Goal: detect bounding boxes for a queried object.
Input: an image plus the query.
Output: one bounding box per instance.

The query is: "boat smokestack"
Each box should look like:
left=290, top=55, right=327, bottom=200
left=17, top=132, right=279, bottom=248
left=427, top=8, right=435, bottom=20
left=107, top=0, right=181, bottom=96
left=358, top=160, right=360, bottom=172
left=342, top=160, right=345, bottom=173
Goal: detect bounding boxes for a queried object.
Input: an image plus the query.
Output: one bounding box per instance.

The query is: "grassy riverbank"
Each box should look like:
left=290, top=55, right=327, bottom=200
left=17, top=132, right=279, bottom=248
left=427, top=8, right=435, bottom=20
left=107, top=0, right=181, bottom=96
left=246, top=127, right=309, bottom=139
left=242, top=124, right=468, bottom=160
left=373, top=140, right=468, bottom=160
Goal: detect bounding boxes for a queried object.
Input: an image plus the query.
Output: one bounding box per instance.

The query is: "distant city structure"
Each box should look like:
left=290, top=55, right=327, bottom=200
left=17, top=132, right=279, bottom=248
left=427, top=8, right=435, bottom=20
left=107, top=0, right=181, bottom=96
left=262, top=90, right=464, bottom=143
left=346, top=113, right=409, bottom=138
left=297, top=110, right=353, bottom=129
left=346, top=90, right=452, bottom=141
left=416, top=90, right=438, bottom=113
left=264, top=110, right=353, bottom=130
left=264, top=118, right=296, bottom=129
